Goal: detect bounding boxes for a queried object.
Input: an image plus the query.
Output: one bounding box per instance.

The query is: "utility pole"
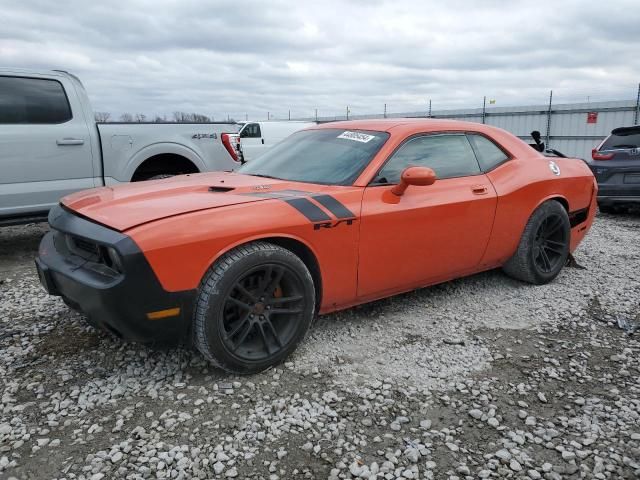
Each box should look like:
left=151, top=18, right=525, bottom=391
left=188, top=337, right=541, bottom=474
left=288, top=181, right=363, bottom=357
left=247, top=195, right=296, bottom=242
left=428, top=99, right=432, bottom=118
left=384, top=103, right=387, bottom=118
left=482, top=96, right=486, bottom=124
left=634, top=82, right=640, bottom=125
left=346, top=106, right=349, bottom=121
left=267, top=111, right=270, bottom=121
left=288, top=110, right=291, bottom=121
left=245, top=113, right=248, bottom=121
left=545, top=90, right=553, bottom=149
left=315, top=108, right=318, bottom=122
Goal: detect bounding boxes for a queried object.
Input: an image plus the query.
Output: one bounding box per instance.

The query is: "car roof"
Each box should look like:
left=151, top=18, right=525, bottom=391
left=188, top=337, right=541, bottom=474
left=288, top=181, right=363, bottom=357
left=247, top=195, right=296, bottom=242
left=611, top=125, right=640, bottom=136
left=315, top=118, right=504, bottom=135
left=314, top=118, right=539, bottom=160
left=0, top=67, right=69, bottom=77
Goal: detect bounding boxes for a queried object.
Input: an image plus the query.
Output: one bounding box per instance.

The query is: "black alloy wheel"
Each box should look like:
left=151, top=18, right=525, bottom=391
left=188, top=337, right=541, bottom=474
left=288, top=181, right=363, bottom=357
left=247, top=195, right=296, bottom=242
left=502, top=200, right=570, bottom=285
left=193, top=242, right=316, bottom=374
left=221, top=264, right=306, bottom=361
left=532, top=214, right=569, bottom=274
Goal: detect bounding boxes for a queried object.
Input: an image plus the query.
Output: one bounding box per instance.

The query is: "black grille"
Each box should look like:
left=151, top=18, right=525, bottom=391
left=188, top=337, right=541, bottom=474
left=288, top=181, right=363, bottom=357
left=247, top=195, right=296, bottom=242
left=72, top=237, right=99, bottom=255
left=65, top=234, right=101, bottom=261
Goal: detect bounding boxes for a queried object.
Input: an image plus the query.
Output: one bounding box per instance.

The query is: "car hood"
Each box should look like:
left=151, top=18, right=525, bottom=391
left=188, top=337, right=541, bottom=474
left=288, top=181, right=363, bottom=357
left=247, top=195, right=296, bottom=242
left=61, top=172, right=323, bottom=232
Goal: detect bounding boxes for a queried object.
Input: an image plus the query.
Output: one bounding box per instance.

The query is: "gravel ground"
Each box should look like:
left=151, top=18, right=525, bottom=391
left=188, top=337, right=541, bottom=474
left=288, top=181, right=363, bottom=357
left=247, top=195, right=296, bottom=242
left=0, top=212, right=639, bottom=479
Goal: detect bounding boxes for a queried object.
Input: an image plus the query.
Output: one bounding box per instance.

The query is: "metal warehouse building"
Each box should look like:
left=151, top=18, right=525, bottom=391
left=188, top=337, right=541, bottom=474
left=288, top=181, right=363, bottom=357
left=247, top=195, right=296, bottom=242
left=307, top=98, right=640, bottom=160
left=431, top=100, right=638, bottom=160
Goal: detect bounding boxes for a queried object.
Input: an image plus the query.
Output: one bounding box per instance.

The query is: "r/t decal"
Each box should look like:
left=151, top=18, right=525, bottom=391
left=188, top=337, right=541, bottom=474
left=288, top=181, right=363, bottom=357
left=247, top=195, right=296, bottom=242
left=313, top=219, right=356, bottom=230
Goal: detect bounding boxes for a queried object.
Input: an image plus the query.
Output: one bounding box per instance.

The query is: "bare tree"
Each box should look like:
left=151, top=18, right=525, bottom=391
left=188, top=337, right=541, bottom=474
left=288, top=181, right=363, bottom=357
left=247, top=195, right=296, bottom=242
left=191, top=113, right=212, bottom=123
left=173, top=111, right=187, bottom=122
left=119, top=113, right=134, bottom=122
left=135, top=113, right=147, bottom=123
left=153, top=115, right=167, bottom=123
left=172, top=111, right=212, bottom=123
left=94, top=112, right=111, bottom=122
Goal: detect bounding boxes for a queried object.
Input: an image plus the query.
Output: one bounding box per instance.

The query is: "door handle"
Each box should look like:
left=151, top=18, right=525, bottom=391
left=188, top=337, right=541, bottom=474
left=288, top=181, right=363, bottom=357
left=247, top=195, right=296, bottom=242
left=56, top=138, right=85, bottom=146
left=471, top=185, right=488, bottom=195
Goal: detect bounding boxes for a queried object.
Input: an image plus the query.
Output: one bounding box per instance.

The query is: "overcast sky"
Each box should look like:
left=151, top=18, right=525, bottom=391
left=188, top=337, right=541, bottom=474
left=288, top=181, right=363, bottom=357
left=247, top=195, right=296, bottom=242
left=1, top=0, right=639, bottom=121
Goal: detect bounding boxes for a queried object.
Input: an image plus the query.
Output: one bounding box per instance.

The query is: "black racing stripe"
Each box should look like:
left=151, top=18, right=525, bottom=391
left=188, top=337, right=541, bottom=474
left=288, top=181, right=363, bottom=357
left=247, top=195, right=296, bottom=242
left=311, top=194, right=355, bottom=219
left=283, top=198, right=331, bottom=222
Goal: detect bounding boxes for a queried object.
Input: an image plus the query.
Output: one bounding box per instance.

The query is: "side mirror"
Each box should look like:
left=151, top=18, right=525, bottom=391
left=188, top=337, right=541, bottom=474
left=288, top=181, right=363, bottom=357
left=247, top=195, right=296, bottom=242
left=391, top=166, right=436, bottom=196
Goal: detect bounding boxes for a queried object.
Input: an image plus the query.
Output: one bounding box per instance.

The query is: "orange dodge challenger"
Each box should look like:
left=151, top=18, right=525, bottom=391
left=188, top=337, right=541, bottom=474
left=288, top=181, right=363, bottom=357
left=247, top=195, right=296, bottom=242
left=36, top=119, right=597, bottom=373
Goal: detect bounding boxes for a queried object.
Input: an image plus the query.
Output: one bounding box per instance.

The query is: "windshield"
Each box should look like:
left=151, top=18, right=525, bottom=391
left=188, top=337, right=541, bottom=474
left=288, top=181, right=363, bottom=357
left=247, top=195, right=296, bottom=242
left=237, top=128, right=390, bottom=185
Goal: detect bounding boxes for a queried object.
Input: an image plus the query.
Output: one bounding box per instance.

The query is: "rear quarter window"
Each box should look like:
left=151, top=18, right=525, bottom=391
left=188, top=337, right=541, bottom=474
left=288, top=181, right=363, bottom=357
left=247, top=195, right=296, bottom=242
left=0, top=76, right=72, bottom=124
left=467, top=134, right=510, bottom=171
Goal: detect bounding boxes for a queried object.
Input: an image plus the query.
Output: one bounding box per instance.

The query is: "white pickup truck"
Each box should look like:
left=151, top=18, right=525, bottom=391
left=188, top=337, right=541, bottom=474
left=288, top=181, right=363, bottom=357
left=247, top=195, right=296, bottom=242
left=0, top=69, right=242, bottom=225
left=237, top=121, right=316, bottom=162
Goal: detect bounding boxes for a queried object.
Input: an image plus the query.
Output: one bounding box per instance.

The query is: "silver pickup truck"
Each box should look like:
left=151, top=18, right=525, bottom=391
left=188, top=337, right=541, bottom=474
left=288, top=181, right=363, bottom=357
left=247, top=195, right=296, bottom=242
left=0, top=69, right=241, bottom=225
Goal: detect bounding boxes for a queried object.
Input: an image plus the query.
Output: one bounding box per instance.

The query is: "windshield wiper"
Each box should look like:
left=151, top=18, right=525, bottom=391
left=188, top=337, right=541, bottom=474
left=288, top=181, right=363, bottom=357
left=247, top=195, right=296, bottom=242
left=247, top=173, right=282, bottom=180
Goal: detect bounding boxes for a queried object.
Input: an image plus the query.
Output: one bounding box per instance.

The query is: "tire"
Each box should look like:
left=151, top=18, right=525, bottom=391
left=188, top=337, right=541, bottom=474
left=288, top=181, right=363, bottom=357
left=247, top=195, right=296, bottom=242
left=193, top=242, right=315, bottom=374
left=502, top=200, right=570, bottom=285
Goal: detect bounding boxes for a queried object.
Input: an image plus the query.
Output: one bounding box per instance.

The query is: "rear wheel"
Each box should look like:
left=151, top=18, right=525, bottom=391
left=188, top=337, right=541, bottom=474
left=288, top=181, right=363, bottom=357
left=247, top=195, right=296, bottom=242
left=193, top=242, right=315, bottom=374
left=147, top=174, right=175, bottom=180
left=503, top=200, right=570, bottom=284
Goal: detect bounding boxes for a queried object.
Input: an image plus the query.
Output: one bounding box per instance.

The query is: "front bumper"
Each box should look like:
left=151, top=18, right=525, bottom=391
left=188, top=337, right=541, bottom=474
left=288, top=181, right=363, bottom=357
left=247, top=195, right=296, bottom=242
left=36, top=205, right=195, bottom=345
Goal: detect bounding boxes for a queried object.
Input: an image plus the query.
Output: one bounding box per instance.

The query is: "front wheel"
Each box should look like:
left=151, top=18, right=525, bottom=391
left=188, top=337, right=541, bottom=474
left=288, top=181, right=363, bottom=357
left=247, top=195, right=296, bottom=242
left=193, top=242, right=315, bottom=374
left=503, top=200, right=570, bottom=285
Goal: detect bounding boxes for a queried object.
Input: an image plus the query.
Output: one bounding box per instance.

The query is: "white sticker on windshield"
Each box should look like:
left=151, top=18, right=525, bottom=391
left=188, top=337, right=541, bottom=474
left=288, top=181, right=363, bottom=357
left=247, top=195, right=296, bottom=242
left=337, top=131, right=376, bottom=143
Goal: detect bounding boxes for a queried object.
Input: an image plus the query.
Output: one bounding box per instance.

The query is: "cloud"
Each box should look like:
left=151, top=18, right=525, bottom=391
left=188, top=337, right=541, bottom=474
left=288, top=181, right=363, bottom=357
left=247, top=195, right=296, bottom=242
left=1, top=0, right=638, bottom=120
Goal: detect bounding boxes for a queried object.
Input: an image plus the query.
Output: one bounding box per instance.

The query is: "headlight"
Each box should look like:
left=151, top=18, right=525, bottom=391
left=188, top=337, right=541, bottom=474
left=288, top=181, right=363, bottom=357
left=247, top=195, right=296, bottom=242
left=106, top=247, right=124, bottom=273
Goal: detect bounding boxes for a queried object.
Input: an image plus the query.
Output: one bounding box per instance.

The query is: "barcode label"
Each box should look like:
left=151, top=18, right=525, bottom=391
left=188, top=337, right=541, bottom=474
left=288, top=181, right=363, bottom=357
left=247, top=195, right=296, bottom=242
left=337, top=131, right=376, bottom=143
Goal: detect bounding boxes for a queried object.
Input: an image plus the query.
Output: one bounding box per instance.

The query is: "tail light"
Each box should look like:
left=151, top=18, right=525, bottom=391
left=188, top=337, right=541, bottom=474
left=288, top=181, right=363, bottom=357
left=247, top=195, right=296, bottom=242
left=592, top=149, right=614, bottom=161
left=221, top=133, right=239, bottom=162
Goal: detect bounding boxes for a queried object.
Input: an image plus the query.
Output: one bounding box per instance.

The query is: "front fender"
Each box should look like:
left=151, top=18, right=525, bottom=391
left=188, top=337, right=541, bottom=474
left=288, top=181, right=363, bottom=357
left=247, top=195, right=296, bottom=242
left=204, top=233, right=321, bottom=278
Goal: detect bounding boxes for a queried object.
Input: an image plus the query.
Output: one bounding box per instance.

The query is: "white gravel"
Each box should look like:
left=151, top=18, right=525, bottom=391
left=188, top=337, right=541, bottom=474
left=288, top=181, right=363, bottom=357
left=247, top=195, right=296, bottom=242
left=0, top=211, right=639, bottom=479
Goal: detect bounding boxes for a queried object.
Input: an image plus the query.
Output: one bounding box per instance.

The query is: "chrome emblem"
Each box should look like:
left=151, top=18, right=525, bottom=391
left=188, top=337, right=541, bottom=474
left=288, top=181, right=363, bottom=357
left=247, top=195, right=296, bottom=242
left=549, top=161, right=561, bottom=176
left=252, top=185, right=271, bottom=190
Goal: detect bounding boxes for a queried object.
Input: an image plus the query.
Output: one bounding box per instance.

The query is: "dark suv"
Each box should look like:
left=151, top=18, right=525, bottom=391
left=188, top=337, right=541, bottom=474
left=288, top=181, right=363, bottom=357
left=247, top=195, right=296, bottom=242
left=587, top=125, right=640, bottom=213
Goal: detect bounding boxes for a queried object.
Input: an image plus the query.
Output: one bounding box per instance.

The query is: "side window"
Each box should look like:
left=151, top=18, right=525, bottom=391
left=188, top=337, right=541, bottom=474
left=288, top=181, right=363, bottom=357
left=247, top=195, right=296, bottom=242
left=376, top=134, right=481, bottom=184
left=0, top=76, right=72, bottom=124
left=467, top=134, right=509, bottom=171
left=241, top=123, right=262, bottom=138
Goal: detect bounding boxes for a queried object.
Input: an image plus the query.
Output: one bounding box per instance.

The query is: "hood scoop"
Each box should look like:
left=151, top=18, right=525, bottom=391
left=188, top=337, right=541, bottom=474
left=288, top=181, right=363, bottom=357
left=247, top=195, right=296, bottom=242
left=208, top=186, right=235, bottom=193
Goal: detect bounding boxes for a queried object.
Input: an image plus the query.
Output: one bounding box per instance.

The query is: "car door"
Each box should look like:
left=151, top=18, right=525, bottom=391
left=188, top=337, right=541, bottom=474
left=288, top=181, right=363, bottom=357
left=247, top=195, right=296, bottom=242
left=357, top=133, right=497, bottom=299
left=0, top=74, right=95, bottom=217
left=239, top=123, right=264, bottom=162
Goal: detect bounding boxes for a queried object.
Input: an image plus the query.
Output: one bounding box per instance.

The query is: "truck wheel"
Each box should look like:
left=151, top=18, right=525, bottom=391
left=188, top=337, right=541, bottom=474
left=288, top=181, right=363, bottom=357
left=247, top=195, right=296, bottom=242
left=193, top=242, right=315, bottom=374
left=147, top=174, right=175, bottom=180
left=502, top=200, right=570, bottom=285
